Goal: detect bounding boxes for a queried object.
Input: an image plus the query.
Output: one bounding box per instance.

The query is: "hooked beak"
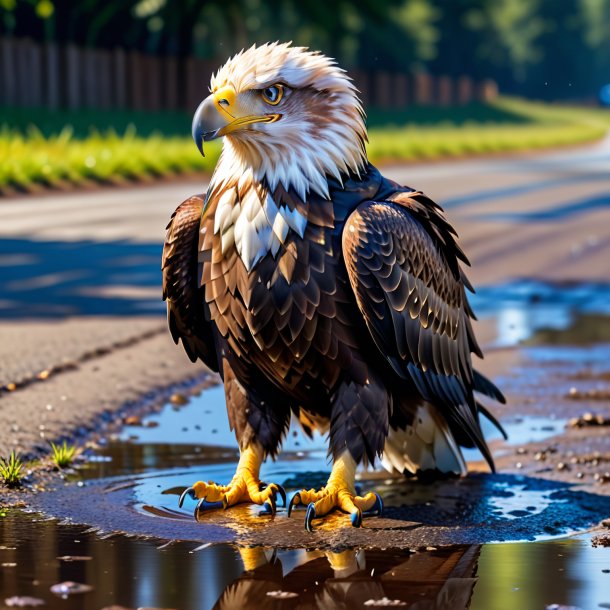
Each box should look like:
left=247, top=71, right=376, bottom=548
left=191, top=85, right=281, bottom=157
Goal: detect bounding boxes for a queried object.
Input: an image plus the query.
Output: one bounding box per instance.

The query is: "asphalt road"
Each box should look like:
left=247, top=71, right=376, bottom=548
left=2, top=134, right=610, bottom=302
left=1, top=136, right=609, bottom=456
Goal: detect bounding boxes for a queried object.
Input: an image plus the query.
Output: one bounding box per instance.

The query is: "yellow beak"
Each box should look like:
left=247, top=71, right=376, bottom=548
left=191, top=85, right=281, bottom=156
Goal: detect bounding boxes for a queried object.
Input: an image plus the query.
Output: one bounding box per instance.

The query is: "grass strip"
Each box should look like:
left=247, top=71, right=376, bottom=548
left=1, top=98, right=608, bottom=192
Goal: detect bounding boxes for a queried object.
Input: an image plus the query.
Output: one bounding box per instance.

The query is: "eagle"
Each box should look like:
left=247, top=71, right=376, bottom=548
left=163, top=42, right=505, bottom=530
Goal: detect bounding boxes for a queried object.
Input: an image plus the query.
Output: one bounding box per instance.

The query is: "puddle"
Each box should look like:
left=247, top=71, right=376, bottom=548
left=0, top=511, right=608, bottom=610
left=118, top=384, right=328, bottom=455
left=30, top=351, right=600, bottom=549
left=7, top=279, right=610, bottom=608
left=114, top=372, right=570, bottom=458
left=487, top=482, right=558, bottom=522
left=112, top=382, right=568, bottom=472
left=31, top=419, right=608, bottom=549
left=470, top=280, right=610, bottom=346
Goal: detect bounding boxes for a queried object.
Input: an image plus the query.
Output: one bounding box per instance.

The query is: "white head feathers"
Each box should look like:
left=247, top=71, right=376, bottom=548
left=210, top=42, right=368, bottom=200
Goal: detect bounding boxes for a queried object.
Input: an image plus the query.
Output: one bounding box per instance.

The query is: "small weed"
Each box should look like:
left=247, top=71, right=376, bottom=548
left=0, top=451, right=23, bottom=487
left=50, top=441, right=77, bottom=469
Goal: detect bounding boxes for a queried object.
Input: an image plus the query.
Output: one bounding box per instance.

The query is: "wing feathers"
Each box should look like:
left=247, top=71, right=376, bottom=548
left=162, top=195, right=218, bottom=371
left=343, top=194, right=502, bottom=470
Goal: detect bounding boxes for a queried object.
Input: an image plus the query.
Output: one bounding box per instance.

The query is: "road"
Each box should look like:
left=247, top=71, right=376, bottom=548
left=2, top=134, right=610, bottom=291
left=1, top=135, right=609, bottom=455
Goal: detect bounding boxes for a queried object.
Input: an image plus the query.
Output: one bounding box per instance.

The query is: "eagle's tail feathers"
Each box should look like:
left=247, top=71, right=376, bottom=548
left=382, top=404, right=467, bottom=477
left=478, top=401, right=508, bottom=440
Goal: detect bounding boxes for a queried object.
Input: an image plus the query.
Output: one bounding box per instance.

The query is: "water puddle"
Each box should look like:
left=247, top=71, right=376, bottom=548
left=111, top=383, right=569, bottom=470
left=30, top=402, right=606, bottom=549
left=487, top=481, right=558, bottom=521
left=118, top=384, right=328, bottom=455
left=0, top=511, right=608, bottom=610
left=470, top=280, right=610, bottom=346
left=5, top=279, right=610, bottom=608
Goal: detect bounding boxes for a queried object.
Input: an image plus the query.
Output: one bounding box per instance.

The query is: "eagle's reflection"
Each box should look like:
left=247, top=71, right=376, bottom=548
left=214, top=544, right=480, bottom=609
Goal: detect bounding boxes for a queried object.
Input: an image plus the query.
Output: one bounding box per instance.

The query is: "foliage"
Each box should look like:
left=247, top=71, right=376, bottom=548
left=0, top=451, right=24, bottom=487
left=50, top=440, right=77, bottom=468
left=1, top=97, right=609, bottom=192
left=367, top=121, right=606, bottom=164
left=4, top=108, right=192, bottom=139
left=3, top=0, right=610, bottom=101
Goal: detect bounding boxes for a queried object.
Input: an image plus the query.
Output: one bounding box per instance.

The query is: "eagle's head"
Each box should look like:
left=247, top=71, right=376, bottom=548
left=192, top=42, right=367, bottom=199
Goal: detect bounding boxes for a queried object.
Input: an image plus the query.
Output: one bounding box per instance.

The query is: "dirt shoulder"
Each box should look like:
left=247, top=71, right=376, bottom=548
left=0, top=317, right=212, bottom=458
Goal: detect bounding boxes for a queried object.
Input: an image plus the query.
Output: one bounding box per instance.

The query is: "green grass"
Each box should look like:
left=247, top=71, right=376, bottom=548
left=367, top=97, right=610, bottom=164
left=0, top=124, right=220, bottom=191
left=1, top=97, right=609, bottom=192
left=50, top=440, right=77, bottom=468
left=0, top=451, right=24, bottom=487
left=4, top=108, right=192, bottom=138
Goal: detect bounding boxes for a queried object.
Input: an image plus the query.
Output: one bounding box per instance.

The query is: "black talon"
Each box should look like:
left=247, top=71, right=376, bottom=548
left=275, top=485, right=287, bottom=508
left=179, top=486, right=196, bottom=508
left=261, top=494, right=276, bottom=516
left=194, top=498, right=206, bottom=520
left=305, top=502, right=316, bottom=532
left=287, top=493, right=301, bottom=517
left=368, top=493, right=383, bottom=516
left=350, top=508, right=363, bottom=528
left=259, top=482, right=268, bottom=492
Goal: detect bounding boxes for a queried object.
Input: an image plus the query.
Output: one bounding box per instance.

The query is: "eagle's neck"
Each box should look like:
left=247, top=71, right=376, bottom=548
left=209, top=125, right=369, bottom=273
left=217, top=132, right=367, bottom=202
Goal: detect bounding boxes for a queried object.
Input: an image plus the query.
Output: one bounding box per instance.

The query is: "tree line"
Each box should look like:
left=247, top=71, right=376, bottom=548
left=2, top=0, right=609, bottom=100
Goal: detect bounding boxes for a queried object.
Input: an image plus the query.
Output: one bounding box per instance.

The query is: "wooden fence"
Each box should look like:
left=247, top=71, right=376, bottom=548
left=0, top=36, right=498, bottom=112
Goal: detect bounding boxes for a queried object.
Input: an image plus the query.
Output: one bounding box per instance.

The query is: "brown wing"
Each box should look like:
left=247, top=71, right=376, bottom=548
left=342, top=190, right=504, bottom=468
left=162, top=195, right=219, bottom=372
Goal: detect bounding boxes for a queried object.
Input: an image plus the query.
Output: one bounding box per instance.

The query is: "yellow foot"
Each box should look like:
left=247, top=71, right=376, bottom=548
left=288, top=484, right=382, bottom=530
left=178, top=445, right=286, bottom=520
left=287, top=452, right=383, bottom=531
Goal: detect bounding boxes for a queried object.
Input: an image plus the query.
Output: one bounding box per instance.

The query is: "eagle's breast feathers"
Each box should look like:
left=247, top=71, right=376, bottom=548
left=197, top=168, right=367, bottom=399
left=210, top=168, right=308, bottom=273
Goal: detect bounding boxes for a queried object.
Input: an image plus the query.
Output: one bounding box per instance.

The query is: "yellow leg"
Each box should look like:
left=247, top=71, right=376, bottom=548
left=179, top=444, right=286, bottom=519
left=288, top=451, right=383, bottom=530
left=238, top=547, right=272, bottom=572
left=326, top=550, right=365, bottom=577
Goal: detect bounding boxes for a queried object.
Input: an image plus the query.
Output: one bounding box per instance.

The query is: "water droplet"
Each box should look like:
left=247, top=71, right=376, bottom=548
left=50, top=581, right=93, bottom=597
left=5, top=596, right=45, bottom=607
left=266, top=590, right=298, bottom=599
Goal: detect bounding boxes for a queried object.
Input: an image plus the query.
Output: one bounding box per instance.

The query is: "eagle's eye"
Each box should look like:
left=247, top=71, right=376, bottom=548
left=261, top=84, right=284, bottom=105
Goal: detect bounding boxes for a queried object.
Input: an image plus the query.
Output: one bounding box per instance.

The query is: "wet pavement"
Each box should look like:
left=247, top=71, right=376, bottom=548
left=0, top=280, right=602, bottom=608
left=26, top=366, right=607, bottom=549
left=0, top=271, right=609, bottom=607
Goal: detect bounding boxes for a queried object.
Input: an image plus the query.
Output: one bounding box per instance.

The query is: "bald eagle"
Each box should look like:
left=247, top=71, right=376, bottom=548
left=164, top=43, right=505, bottom=530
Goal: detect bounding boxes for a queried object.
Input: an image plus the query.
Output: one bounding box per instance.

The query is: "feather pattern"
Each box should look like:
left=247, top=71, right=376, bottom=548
left=162, top=195, right=218, bottom=371
left=163, top=169, right=504, bottom=470
left=164, top=43, right=503, bottom=472
left=342, top=190, right=504, bottom=470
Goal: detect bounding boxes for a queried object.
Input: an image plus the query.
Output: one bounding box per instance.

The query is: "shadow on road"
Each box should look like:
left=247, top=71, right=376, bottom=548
left=0, top=237, right=164, bottom=318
